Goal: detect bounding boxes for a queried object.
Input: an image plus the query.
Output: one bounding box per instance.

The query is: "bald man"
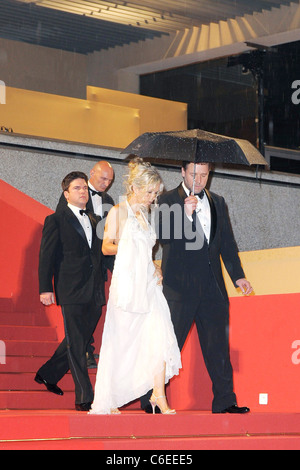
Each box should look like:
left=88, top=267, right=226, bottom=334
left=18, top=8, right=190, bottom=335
left=87, top=161, right=114, bottom=218
left=57, top=160, right=115, bottom=368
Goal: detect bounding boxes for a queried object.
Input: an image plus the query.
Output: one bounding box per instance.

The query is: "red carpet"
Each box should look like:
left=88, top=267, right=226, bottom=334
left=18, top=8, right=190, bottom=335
left=1, top=290, right=300, bottom=449
left=0, top=410, right=300, bottom=450
left=1, top=180, right=300, bottom=449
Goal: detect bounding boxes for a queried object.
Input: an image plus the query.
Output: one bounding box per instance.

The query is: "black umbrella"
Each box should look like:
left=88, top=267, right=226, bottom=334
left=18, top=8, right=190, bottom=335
left=121, top=128, right=268, bottom=166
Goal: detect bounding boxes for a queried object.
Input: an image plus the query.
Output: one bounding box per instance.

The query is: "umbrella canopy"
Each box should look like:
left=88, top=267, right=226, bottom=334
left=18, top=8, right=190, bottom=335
left=121, top=129, right=268, bottom=166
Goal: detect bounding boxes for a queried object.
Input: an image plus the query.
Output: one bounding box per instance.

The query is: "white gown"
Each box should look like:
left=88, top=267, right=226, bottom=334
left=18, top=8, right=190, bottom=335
left=89, top=203, right=181, bottom=414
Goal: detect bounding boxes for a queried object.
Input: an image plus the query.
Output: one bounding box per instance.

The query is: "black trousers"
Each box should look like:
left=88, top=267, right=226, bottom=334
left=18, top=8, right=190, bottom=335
left=140, top=271, right=237, bottom=413
left=38, top=298, right=102, bottom=404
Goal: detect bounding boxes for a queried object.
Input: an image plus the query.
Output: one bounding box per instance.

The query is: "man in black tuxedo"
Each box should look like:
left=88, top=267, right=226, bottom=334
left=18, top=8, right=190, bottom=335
left=141, top=162, right=252, bottom=414
left=35, top=171, right=107, bottom=411
left=57, top=160, right=114, bottom=368
left=57, top=160, right=114, bottom=219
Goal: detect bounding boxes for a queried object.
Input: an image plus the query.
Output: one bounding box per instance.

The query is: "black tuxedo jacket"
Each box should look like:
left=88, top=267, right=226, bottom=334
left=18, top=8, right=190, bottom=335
left=56, top=189, right=115, bottom=274
left=157, top=184, right=245, bottom=304
left=39, top=206, right=106, bottom=306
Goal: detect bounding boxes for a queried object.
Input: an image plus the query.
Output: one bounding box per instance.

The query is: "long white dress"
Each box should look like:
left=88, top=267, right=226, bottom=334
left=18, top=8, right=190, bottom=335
left=89, top=203, right=181, bottom=414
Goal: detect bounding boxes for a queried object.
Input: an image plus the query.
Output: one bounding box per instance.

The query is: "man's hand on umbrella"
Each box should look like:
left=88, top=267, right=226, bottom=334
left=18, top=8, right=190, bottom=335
left=236, top=278, right=253, bottom=296
left=184, top=195, right=198, bottom=217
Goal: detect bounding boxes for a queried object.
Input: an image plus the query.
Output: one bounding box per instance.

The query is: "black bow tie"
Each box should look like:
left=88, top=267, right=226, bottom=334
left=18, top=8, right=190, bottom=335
left=79, top=209, right=89, bottom=216
left=90, top=189, right=102, bottom=197
left=191, top=190, right=205, bottom=199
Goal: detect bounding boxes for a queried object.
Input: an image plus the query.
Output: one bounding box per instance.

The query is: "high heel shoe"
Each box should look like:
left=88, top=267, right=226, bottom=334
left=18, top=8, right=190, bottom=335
left=149, top=394, right=176, bottom=415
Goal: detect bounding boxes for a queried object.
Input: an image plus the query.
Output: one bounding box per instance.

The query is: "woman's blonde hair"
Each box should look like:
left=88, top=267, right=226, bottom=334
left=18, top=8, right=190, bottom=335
left=125, top=157, right=163, bottom=197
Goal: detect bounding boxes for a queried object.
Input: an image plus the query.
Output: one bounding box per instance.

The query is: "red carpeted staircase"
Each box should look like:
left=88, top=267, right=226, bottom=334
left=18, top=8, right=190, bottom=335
left=0, top=297, right=97, bottom=410
left=1, top=296, right=300, bottom=450
left=2, top=180, right=300, bottom=449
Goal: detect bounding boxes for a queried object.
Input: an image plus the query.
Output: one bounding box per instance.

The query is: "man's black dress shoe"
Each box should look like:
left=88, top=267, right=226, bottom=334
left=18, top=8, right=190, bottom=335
left=75, top=402, right=92, bottom=412
left=143, top=404, right=161, bottom=414
left=214, top=405, right=250, bottom=414
left=86, top=352, right=97, bottom=369
left=34, top=373, right=64, bottom=396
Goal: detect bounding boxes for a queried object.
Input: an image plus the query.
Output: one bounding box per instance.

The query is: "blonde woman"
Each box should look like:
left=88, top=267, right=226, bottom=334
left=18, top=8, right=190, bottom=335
left=89, top=158, right=181, bottom=415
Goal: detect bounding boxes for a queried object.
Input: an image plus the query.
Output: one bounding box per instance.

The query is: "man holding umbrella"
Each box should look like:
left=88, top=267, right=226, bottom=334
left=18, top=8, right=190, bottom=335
left=151, top=161, right=252, bottom=413
left=122, top=129, right=264, bottom=413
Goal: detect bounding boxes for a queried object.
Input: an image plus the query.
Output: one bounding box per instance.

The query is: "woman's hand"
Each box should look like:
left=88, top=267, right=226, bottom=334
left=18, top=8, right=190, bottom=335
left=153, top=262, right=163, bottom=285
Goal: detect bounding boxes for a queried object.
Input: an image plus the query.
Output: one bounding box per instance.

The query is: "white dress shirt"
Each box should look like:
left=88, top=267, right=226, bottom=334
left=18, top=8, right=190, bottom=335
left=68, top=203, right=92, bottom=248
left=182, top=182, right=211, bottom=243
left=88, top=182, right=103, bottom=217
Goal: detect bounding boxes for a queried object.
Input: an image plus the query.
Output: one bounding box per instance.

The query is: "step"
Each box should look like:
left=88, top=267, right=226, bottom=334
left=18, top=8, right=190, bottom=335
left=0, top=299, right=13, bottom=313
left=90, top=435, right=300, bottom=451
left=0, top=391, right=75, bottom=410
left=1, top=411, right=300, bottom=449
left=3, top=340, right=59, bottom=357
left=72, top=411, right=300, bottom=439
left=0, top=326, right=57, bottom=341
left=0, top=372, right=96, bottom=391
left=1, top=433, right=300, bottom=450
left=0, top=312, right=50, bottom=327
left=0, top=355, right=99, bottom=373
left=88, top=434, right=300, bottom=451
left=0, top=355, right=53, bottom=373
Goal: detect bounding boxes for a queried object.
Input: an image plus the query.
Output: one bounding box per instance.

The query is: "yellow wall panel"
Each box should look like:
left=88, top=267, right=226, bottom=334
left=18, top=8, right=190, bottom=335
left=1, top=86, right=187, bottom=148
left=87, top=86, right=188, bottom=134
left=223, top=246, right=300, bottom=297
left=1, top=87, right=140, bottom=148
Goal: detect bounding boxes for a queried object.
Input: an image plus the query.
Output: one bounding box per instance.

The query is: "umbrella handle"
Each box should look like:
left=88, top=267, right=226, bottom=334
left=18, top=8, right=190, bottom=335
left=192, top=165, right=196, bottom=195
